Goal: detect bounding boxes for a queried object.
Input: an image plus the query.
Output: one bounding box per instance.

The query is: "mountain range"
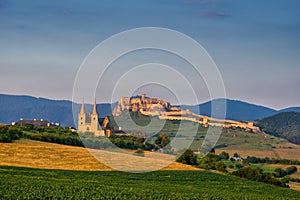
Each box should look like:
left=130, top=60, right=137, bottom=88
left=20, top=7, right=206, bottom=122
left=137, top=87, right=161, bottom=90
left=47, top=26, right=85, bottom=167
left=0, top=94, right=299, bottom=127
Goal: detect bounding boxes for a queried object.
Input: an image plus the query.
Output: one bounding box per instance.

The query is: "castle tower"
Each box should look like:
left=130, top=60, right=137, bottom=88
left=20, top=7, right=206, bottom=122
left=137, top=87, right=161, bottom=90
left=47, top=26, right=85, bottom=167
left=78, top=100, right=86, bottom=132
left=91, top=100, right=99, bottom=132
left=141, top=94, right=146, bottom=102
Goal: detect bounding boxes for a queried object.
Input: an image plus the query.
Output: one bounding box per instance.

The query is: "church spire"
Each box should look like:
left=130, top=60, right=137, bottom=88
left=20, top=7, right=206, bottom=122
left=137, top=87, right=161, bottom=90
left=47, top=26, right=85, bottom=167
left=80, top=99, right=85, bottom=114
left=92, top=99, right=97, bottom=114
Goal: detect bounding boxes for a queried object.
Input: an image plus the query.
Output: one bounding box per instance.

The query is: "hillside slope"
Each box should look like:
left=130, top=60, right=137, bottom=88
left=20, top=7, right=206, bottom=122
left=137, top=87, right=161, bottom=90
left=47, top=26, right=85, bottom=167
left=257, top=112, right=300, bottom=144
left=0, top=139, right=198, bottom=171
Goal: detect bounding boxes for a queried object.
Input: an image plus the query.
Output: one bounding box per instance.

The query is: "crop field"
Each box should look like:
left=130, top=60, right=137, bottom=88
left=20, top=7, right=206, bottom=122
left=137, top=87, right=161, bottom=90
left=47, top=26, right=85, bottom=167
left=0, top=139, right=198, bottom=171
left=274, top=148, right=300, bottom=160
left=1, top=166, right=300, bottom=200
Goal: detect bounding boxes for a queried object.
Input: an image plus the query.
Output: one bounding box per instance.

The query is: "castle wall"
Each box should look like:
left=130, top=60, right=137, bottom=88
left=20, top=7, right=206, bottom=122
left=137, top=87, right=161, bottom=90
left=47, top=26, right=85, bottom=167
left=112, top=94, right=177, bottom=116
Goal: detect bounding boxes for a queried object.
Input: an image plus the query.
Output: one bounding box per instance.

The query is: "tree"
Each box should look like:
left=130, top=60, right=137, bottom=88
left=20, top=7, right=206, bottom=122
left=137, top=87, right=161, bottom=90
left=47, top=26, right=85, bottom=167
left=177, top=149, right=197, bottom=165
left=286, top=166, right=297, bottom=175
left=197, top=157, right=216, bottom=170
left=232, top=167, right=262, bottom=181
left=219, top=152, right=229, bottom=160
left=215, top=161, right=227, bottom=173
left=232, top=167, right=288, bottom=188
left=155, top=134, right=170, bottom=148
left=228, top=164, right=234, bottom=169
left=134, top=148, right=144, bottom=157
left=0, top=133, right=12, bottom=143
left=235, top=163, right=244, bottom=169
left=233, top=152, right=240, bottom=158
left=274, top=168, right=287, bottom=178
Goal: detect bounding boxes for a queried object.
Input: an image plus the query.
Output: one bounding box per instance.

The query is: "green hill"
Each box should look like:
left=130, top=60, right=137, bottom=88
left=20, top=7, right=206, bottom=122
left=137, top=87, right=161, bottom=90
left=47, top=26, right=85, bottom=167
left=257, top=112, right=300, bottom=144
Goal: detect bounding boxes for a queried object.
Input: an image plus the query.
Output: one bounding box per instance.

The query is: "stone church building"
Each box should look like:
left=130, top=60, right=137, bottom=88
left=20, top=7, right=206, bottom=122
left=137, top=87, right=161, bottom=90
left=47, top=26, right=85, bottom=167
left=77, top=100, right=106, bottom=137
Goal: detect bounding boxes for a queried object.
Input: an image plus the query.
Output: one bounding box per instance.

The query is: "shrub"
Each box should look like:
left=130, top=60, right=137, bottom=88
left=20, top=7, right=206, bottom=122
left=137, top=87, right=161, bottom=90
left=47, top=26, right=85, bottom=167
left=232, top=167, right=288, bottom=188
left=177, top=149, right=197, bottom=165
left=235, top=163, right=244, bottom=169
left=215, top=162, right=227, bottom=173
left=134, top=148, right=145, bottom=157
left=0, top=126, right=22, bottom=143
left=286, top=166, right=297, bottom=175
left=197, top=157, right=216, bottom=170
left=219, top=152, right=229, bottom=160
left=228, top=164, right=234, bottom=169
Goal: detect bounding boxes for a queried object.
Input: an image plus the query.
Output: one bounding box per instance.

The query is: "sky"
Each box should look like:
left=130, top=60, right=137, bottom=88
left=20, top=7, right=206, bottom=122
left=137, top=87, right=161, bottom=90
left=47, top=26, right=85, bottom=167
left=0, top=0, right=299, bottom=109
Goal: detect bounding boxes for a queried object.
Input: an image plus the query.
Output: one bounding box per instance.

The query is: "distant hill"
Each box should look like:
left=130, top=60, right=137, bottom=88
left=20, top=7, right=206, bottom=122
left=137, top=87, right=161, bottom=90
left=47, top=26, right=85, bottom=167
left=280, top=107, right=300, bottom=113
left=257, top=112, right=300, bottom=144
left=0, top=94, right=113, bottom=127
left=0, top=94, right=299, bottom=127
left=181, top=99, right=279, bottom=121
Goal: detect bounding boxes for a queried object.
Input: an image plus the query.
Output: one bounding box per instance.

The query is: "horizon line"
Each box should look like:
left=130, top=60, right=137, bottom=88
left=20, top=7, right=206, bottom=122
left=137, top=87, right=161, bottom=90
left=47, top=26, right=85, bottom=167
left=0, top=92, right=299, bottom=111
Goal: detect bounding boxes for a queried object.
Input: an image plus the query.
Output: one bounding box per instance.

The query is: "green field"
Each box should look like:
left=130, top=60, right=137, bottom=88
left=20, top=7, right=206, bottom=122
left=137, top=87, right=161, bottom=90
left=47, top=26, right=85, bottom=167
left=1, top=166, right=300, bottom=199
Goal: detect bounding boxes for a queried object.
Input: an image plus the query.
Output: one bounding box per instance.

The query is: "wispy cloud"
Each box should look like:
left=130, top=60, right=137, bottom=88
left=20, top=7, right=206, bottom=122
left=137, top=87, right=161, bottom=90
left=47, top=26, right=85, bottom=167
left=196, top=9, right=229, bottom=17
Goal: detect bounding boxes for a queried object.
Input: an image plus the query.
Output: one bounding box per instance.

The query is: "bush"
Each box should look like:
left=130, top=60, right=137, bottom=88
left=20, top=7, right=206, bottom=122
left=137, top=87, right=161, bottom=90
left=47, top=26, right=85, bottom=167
left=0, top=126, right=22, bottom=143
left=274, top=168, right=287, bottom=178
left=0, top=133, right=12, bottom=143
left=177, top=149, right=197, bottom=165
left=286, top=166, right=297, bottom=175
left=232, top=167, right=288, bottom=188
left=215, top=162, right=227, bottom=173
left=134, top=148, right=144, bottom=157
left=233, top=153, right=240, bottom=158
left=197, top=157, right=216, bottom=170
left=228, top=164, right=234, bottom=169
left=219, top=152, right=229, bottom=160
left=235, top=163, right=244, bottom=169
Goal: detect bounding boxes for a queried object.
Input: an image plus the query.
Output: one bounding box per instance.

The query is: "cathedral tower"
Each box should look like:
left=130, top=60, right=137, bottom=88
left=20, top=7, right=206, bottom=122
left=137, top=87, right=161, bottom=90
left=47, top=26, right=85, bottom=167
left=91, top=100, right=99, bottom=132
left=78, top=100, right=86, bottom=132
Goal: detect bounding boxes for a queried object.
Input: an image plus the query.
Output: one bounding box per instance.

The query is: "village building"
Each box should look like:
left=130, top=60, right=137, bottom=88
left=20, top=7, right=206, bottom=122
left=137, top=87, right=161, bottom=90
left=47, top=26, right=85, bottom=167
left=12, top=118, right=59, bottom=128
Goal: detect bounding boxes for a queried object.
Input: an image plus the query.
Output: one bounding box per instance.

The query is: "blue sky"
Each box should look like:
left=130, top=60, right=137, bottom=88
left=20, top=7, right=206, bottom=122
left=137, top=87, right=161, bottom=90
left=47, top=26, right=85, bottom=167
left=0, top=0, right=299, bottom=109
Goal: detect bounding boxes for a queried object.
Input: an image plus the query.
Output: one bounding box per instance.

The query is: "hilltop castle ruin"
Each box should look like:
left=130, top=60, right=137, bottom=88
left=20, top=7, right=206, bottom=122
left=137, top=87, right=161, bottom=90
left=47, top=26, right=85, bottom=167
left=112, top=94, right=183, bottom=116
left=112, top=94, right=260, bottom=132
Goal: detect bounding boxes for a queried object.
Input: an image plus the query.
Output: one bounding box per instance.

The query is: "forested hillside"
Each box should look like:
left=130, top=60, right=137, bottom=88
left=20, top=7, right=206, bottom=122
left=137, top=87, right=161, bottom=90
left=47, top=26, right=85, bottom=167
left=257, top=112, right=300, bottom=144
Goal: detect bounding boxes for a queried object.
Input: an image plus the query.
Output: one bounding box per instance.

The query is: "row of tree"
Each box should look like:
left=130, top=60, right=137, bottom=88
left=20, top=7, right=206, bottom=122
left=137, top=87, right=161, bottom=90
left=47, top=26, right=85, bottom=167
left=176, top=150, right=227, bottom=172
left=274, top=166, right=297, bottom=178
left=232, top=167, right=288, bottom=187
left=244, top=156, right=300, bottom=165
left=176, top=150, right=296, bottom=188
left=0, top=124, right=173, bottom=152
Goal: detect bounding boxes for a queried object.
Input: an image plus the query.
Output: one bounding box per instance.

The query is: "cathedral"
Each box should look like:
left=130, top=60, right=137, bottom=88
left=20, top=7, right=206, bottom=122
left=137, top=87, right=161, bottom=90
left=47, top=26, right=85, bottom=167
left=77, top=100, right=106, bottom=137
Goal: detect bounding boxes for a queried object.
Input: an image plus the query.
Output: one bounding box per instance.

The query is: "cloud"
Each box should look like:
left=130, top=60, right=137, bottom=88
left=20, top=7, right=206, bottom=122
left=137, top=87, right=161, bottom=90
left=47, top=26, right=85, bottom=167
left=183, top=0, right=225, bottom=5
left=182, top=0, right=229, bottom=18
left=197, top=9, right=229, bottom=17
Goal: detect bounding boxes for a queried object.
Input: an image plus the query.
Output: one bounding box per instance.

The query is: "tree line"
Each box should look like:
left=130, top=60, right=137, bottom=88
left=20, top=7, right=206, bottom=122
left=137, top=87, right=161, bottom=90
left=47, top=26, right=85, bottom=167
left=176, top=150, right=299, bottom=188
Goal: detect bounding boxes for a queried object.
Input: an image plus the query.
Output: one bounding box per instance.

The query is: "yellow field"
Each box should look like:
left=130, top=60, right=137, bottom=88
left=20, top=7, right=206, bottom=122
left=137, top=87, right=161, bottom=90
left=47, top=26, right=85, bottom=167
left=290, top=172, right=300, bottom=179
left=215, top=149, right=277, bottom=158
left=216, top=146, right=300, bottom=160
left=0, top=139, right=199, bottom=171
left=274, top=149, right=300, bottom=160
